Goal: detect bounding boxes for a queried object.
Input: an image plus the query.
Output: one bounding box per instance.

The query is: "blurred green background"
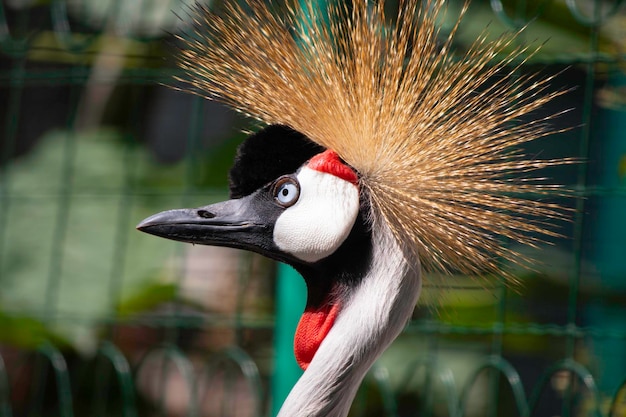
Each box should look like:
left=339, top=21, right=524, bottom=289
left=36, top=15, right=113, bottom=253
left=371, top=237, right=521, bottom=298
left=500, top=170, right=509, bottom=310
left=0, top=0, right=625, bottom=416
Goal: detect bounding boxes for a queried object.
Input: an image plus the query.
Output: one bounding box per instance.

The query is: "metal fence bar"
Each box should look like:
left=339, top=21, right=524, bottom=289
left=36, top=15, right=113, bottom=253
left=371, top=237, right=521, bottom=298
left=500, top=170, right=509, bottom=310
left=33, top=344, right=74, bottom=417
left=93, top=342, right=138, bottom=417
left=0, top=353, right=10, bottom=417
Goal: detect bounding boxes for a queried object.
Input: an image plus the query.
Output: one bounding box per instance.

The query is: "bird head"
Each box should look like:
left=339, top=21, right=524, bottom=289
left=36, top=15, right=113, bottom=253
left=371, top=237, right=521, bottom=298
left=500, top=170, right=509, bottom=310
left=137, top=125, right=372, bottom=370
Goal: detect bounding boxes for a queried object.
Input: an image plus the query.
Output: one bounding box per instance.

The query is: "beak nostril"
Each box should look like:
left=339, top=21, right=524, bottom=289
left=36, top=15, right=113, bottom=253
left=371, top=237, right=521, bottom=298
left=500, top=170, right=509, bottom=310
left=197, top=209, right=215, bottom=219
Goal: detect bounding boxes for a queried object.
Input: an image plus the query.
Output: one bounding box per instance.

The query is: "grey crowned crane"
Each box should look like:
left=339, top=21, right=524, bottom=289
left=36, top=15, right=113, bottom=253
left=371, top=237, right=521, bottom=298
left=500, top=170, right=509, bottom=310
left=138, top=125, right=421, bottom=416
left=138, top=0, right=568, bottom=415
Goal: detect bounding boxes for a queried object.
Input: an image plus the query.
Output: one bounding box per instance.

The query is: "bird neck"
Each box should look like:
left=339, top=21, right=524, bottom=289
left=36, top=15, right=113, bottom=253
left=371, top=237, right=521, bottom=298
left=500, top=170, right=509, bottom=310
left=277, top=221, right=422, bottom=417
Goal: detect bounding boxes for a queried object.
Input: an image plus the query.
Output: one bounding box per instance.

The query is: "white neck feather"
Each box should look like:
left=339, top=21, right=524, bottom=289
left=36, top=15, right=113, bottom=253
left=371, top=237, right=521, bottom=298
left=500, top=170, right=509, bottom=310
left=277, top=221, right=422, bottom=417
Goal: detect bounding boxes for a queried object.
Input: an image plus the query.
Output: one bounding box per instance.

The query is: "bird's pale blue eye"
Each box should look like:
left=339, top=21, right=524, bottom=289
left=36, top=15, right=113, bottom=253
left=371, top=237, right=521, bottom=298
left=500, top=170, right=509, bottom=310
left=274, top=177, right=300, bottom=207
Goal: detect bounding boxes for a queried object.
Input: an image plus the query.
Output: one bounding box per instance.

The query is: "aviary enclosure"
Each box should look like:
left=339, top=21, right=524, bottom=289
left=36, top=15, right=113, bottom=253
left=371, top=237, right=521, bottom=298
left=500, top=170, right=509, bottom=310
left=0, top=0, right=625, bottom=416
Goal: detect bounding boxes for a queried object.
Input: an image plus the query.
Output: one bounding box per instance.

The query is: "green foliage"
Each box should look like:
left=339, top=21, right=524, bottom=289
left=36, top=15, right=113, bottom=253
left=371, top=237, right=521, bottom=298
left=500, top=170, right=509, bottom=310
left=0, top=310, right=70, bottom=349
left=115, top=281, right=177, bottom=318
left=449, top=0, right=623, bottom=62
left=0, top=127, right=234, bottom=352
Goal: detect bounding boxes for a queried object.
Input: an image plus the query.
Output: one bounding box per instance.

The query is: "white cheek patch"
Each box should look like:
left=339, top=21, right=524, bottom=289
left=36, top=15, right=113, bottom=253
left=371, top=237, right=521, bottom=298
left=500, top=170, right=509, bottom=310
left=273, top=167, right=360, bottom=263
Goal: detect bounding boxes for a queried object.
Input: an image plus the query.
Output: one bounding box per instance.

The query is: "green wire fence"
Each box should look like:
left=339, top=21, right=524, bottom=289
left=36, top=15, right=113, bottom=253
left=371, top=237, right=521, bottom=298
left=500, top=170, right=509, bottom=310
left=1, top=0, right=625, bottom=416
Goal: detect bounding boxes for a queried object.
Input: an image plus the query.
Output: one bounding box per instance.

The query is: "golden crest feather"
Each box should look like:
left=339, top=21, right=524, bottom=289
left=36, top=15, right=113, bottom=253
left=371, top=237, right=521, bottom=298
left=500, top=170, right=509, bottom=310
left=176, top=0, right=570, bottom=277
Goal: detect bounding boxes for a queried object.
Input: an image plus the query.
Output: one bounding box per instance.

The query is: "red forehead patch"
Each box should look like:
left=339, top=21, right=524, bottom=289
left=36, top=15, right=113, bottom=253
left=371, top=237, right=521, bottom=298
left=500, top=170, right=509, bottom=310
left=307, top=150, right=358, bottom=185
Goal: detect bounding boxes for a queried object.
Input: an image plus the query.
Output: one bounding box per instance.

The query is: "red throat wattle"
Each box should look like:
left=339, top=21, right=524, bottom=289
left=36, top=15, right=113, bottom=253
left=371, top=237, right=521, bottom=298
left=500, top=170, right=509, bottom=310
left=294, top=302, right=340, bottom=370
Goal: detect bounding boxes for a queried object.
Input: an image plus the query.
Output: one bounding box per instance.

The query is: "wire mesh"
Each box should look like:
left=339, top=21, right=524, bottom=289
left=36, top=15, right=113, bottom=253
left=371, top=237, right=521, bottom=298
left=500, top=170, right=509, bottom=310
left=0, top=0, right=625, bottom=416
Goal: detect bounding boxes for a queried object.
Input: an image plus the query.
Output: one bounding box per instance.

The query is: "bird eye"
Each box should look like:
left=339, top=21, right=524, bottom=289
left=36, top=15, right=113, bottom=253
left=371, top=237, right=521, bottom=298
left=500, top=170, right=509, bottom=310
left=273, top=176, right=300, bottom=207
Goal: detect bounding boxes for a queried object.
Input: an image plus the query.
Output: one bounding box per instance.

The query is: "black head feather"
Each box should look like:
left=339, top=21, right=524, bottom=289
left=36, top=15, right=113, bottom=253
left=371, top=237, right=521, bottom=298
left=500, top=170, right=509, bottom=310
left=228, top=125, right=325, bottom=199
